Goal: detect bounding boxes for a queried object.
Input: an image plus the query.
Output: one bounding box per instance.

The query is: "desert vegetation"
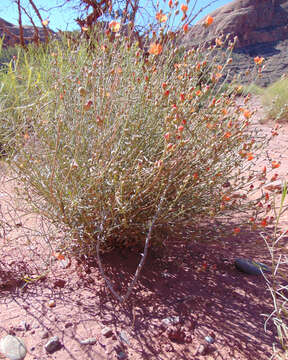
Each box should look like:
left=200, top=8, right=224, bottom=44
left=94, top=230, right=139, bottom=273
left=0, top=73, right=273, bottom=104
left=0, top=0, right=287, bottom=358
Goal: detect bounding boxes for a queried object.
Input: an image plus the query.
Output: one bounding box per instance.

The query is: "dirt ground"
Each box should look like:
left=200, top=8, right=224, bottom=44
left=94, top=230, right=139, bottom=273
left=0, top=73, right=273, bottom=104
left=0, top=97, right=288, bottom=360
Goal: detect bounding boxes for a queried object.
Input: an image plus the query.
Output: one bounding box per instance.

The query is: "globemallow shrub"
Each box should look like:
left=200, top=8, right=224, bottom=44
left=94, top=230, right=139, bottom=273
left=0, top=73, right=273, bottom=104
left=7, top=23, right=273, bottom=257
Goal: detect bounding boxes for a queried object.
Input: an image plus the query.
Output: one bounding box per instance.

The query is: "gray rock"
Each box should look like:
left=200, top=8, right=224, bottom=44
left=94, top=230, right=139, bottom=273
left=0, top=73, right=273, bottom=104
left=161, top=316, right=180, bottom=328
left=80, top=338, right=97, bottom=345
left=64, top=322, right=73, bottom=329
left=44, top=336, right=62, bottom=353
left=0, top=335, right=27, bottom=360
left=205, top=335, right=215, bottom=344
left=196, top=343, right=208, bottom=356
left=18, top=321, right=30, bottom=331
left=119, top=331, right=130, bottom=345
left=117, top=351, right=128, bottom=360
left=101, top=327, right=113, bottom=338
left=235, top=258, right=271, bottom=275
left=59, top=257, right=71, bottom=269
left=40, top=330, right=49, bottom=339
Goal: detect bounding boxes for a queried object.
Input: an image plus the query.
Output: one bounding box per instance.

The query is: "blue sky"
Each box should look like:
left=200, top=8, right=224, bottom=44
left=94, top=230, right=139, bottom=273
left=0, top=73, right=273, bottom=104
left=1, top=0, right=232, bottom=32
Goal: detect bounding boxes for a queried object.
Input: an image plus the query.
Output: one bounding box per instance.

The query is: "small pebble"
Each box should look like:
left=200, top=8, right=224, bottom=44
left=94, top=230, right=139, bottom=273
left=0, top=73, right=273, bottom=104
left=44, top=336, right=62, bottom=353
left=205, top=335, right=215, bottom=344
left=17, top=321, right=30, bottom=332
left=40, top=331, right=49, bottom=339
left=161, top=316, right=180, bottom=328
left=117, top=351, right=128, bottom=360
left=80, top=338, right=97, bottom=345
left=53, top=279, right=66, bottom=288
left=59, top=257, right=71, bottom=268
left=64, top=322, right=73, bottom=329
left=47, top=300, right=56, bottom=308
left=119, top=331, right=130, bottom=345
left=197, top=343, right=207, bottom=355
left=101, top=327, right=113, bottom=338
left=235, top=258, right=271, bottom=276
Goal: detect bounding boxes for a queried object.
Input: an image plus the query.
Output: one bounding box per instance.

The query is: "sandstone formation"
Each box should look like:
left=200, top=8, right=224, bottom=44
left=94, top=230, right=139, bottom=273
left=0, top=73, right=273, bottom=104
left=181, top=0, right=288, bottom=86
left=0, top=17, right=54, bottom=47
left=182, top=0, right=288, bottom=49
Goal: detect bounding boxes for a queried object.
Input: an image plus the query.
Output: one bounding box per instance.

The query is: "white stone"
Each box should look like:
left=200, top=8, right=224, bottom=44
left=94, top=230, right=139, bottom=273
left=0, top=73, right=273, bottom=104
left=0, top=335, right=27, bottom=360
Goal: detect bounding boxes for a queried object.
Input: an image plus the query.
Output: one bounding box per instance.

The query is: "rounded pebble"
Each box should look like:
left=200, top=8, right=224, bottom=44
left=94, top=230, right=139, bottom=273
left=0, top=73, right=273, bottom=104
left=101, top=327, right=113, bottom=338
left=0, top=335, right=27, bottom=360
left=44, top=336, right=62, bottom=353
left=235, top=258, right=271, bottom=275
left=205, top=335, right=215, bottom=344
left=80, top=338, right=97, bottom=345
left=47, top=299, right=56, bottom=308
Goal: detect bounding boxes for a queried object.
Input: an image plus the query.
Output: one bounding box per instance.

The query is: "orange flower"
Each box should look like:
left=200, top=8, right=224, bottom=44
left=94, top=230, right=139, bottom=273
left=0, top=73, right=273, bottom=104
left=224, top=132, right=232, bottom=138
left=109, top=20, right=120, bottom=32
left=215, top=72, right=222, bottom=80
left=254, top=56, right=264, bottom=65
left=271, top=161, right=280, bottom=169
left=155, top=160, right=163, bottom=167
left=149, top=42, right=163, bottom=55
left=164, top=132, right=170, bottom=141
left=156, top=11, right=168, bottom=23
left=42, top=18, right=50, bottom=26
left=195, top=90, right=202, bottom=96
left=247, top=153, right=254, bottom=161
left=205, top=16, right=213, bottom=27
left=183, top=23, right=189, bottom=33
left=222, top=195, right=231, bottom=202
left=53, top=252, right=65, bottom=260
left=168, top=0, right=173, bottom=8
left=233, top=228, right=241, bottom=235
left=243, top=110, right=252, bottom=119
left=81, top=26, right=89, bottom=32
left=215, top=38, right=223, bottom=46
left=83, top=99, right=93, bottom=111
left=24, top=132, right=30, bottom=140
left=261, top=218, right=268, bottom=227
left=178, top=125, right=184, bottom=132
left=181, top=4, right=188, bottom=13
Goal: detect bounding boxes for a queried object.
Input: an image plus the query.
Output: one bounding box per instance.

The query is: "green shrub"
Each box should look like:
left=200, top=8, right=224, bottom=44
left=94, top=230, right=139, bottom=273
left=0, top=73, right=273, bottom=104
left=262, top=77, right=288, bottom=122
left=0, top=25, right=272, bottom=257
left=263, top=183, right=288, bottom=359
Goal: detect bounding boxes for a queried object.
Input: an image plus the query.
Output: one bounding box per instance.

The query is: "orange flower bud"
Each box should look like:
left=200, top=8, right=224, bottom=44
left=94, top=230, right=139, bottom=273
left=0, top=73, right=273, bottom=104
left=205, top=16, right=213, bottom=27
left=181, top=4, right=188, bottom=13
left=183, top=23, right=189, bottom=33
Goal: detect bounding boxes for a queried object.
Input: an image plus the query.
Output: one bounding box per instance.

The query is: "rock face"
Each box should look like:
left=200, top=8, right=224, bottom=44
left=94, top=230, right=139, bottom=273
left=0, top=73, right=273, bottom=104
left=0, top=17, right=54, bottom=47
left=183, top=0, right=288, bottom=49
left=181, top=0, right=288, bottom=86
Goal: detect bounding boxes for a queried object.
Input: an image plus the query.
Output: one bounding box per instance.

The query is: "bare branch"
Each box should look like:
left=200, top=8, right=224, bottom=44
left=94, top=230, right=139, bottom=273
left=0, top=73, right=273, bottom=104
left=16, top=0, right=26, bottom=48
left=27, top=0, right=50, bottom=43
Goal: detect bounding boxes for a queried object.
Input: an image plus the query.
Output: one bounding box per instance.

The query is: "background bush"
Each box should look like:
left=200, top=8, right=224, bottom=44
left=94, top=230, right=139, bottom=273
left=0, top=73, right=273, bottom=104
left=261, top=76, right=288, bottom=122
